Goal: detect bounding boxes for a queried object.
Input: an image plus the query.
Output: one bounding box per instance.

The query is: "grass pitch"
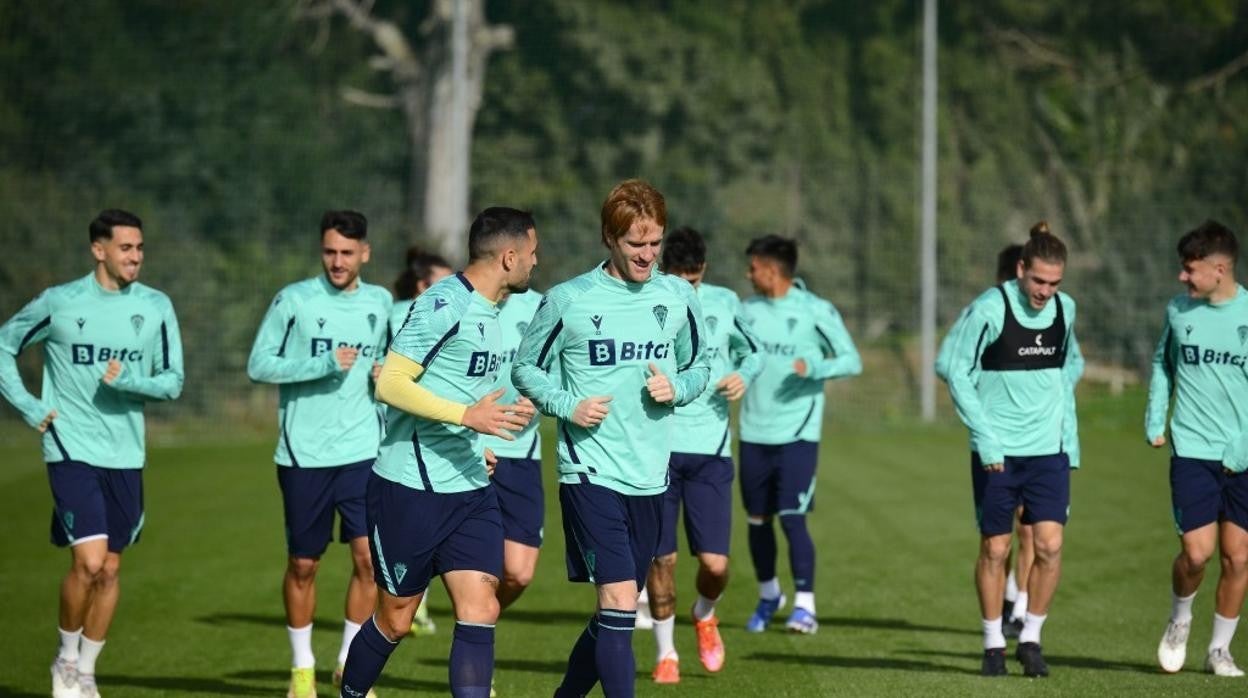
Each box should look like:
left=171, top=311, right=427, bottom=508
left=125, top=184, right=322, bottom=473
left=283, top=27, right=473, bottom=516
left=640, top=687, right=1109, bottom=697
left=0, top=390, right=1240, bottom=695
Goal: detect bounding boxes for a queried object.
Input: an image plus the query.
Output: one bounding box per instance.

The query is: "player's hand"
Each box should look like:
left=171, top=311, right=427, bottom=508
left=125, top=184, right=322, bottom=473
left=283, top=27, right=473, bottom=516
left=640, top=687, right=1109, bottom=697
left=572, top=395, right=612, bottom=428
left=485, top=448, right=497, bottom=477
left=463, top=388, right=536, bottom=440
left=793, top=358, right=809, bottom=377
left=1150, top=436, right=1166, bottom=448
left=371, top=362, right=382, bottom=382
left=37, top=410, right=57, bottom=434
left=715, top=372, right=746, bottom=401
left=335, top=346, right=359, bottom=371
left=646, top=363, right=675, bottom=403
left=102, top=359, right=123, bottom=385
left=983, top=462, right=1004, bottom=472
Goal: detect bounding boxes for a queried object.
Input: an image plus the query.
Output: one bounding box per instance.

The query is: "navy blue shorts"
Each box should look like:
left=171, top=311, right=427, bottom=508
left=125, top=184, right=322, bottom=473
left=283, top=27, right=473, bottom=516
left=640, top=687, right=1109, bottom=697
left=48, top=461, right=144, bottom=553
left=492, top=457, right=544, bottom=548
left=367, top=472, right=503, bottom=598
left=971, top=453, right=1070, bottom=536
left=1170, top=456, right=1248, bottom=534
left=658, top=453, right=734, bottom=557
left=739, top=441, right=819, bottom=517
left=560, top=482, right=663, bottom=587
left=276, top=459, right=372, bottom=558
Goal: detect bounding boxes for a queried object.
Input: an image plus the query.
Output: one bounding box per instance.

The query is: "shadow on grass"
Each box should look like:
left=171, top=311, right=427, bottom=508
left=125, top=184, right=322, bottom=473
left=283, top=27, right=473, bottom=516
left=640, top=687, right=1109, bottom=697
left=195, top=612, right=339, bottom=628
left=909, top=649, right=1157, bottom=674
left=745, top=651, right=979, bottom=676
left=230, top=669, right=447, bottom=693
left=0, top=685, right=43, bottom=698
left=102, top=675, right=273, bottom=695
left=818, top=616, right=979, bottom=636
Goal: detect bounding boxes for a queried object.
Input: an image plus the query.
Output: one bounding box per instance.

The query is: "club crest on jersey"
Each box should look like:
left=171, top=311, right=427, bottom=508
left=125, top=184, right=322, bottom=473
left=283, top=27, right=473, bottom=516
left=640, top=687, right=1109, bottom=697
left=76, top=318, right=86, bottom=333
left=433, top=297, right=448, bottom=312
left=706, top=315, right=718, bottom=334
left=591, top=314, right=603, bottom=334
left=367, top=313, right=377, bottom=331
left=130, top=314, right=144, bottom=336
left=786, top=317, right=797, bottom=333
left=63, top=510, right=74, bottom=531
left=652, top=305, right=668, bottom=330
left=516, top=321, right=529, bottom=337
left=1240, top=325, right=1248, bottom=346
left=394, top=562, right=408, bottom=585
left=317, top=317, right=326, bottom=330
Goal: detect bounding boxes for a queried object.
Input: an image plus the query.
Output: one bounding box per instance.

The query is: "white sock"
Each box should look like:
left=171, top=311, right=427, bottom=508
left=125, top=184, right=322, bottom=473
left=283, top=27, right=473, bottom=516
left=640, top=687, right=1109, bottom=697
left=638, top=587, right=649, bottom=604
left=692, top=594, right=718, bottom=621
left=338, top=619, right=362, bottom=667
left=653, top=616, right=677, bottom=662
left=57, top=627, right=82, bottom=662
left=794, top=591, right=816, bottom=613
left=1210, top=613, right=1240, bottom=652
left=1019, top=612, right=1047, bottom=644
left=288, top=623, right=315, bottom=669
left=982, top=617, right=1006, bottom=650
left=1171, top=591, right=1196, bottom=624
left=1011, top=592, right=1029, bottom=622
left=1005, top=570, right=1019, bottom=602
left=78, top=636, right=105, bottom=676
left=759, top=577, right=781, bottom=601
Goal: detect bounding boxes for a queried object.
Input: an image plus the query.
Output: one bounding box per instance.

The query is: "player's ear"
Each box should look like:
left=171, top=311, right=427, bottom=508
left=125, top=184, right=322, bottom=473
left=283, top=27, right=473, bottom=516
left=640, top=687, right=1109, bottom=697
left=360, top=242, right=371, bottom=264
left=90, top=240, right=107, bottom=263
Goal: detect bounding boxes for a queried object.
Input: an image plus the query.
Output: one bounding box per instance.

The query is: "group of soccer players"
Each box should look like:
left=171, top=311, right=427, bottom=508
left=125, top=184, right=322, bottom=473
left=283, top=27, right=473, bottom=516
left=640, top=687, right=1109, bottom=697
left=2, top=187, right=1247, bottom=697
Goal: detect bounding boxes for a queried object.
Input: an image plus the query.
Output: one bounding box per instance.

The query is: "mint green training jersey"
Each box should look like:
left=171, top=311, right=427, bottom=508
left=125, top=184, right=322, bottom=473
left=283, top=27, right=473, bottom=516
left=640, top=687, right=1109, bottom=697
left=247, top=275, right=391, bottom=468
left=512, top=264, right=711, bottom=496
left=672, top=283, right=764, bottom=456
left=481, top=289, right=544, bottom=460
left=375, top=273, right=503, bottom=492
left=1145, top=286, right=1248, bottom=472
left=738, top=285, right=861, bottom=445
left=937, top=297, right=1086, bottom=466
left=946, top=280, right=1078, bottom=465
left=0, top=274, right=184, bottom=469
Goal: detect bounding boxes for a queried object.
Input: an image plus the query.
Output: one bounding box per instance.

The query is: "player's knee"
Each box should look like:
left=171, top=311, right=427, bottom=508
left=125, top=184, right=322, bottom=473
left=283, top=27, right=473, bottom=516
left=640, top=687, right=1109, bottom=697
left=980, top=537, right=1011, bottom=563
left=504, top=564, right=535, bottom=589
left=458, top=595, right=501, bottom=625
left=95, top=555, right=122, bottom=585
left=700, top=555, right=729, bottom=580
left=351, top=553, right=374, bottom=580
left=287, top=556, right=320, bottom=582
left=1221, top=548, right=1248, bottom=575
left=653, top=553, right=678, bottom=573
left=73, top=551, right=108, bottom=580
left=1033, top=533, right=1063, bottom=561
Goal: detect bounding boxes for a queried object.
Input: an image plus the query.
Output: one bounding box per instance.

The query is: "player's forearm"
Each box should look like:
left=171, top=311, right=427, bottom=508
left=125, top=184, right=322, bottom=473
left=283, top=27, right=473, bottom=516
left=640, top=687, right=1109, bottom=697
left=1063, top=393, right=1080, bottom=468
left=246, top=352, right=338, bottom=384
left=108, top=370, right=184, bottom=401
left=806, top=352, right=862, bottom=381
left=1143, top=360, right=1173, bottom=442
left=948, top=379, right=1004, bottom=463
left=375, top=351, right=467, bottom=425
left=511, top=362, right=577, bottom=420
left=672, top=365, right=710, bottom=407
left=734, top=351, right=764, bottom=386
left=0, top=353, right=49, bottom=427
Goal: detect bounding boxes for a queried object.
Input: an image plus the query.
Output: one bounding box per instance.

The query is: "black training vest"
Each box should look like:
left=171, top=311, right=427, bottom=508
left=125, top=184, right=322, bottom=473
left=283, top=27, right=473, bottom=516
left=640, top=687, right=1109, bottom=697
left=979, top=285, right=1067, bottom=371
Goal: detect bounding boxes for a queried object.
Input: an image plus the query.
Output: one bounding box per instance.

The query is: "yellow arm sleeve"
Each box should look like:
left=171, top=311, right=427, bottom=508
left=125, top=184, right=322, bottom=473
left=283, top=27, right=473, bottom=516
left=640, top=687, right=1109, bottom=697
left=375, top=350, right=468, bottom=426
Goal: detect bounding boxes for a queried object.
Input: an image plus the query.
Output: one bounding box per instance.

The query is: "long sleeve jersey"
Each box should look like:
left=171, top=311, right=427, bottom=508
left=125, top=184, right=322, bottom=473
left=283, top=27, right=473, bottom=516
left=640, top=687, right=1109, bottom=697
left=247, top=275, right=392, bottom=467
left=481, top=289, right=544, bottom=460
left=737, top=285, right=861, bottom=445
left=671, top=283, right=764, bottom=456
left=1145, top=286, right=1248, bottom=471
left=511, top=263, right=710, bottom=496
left=0, top=274, right=183, bottom=468
left=374, top=273, right=503, bottom=492
left=946, top=280, right=1078, bottom=464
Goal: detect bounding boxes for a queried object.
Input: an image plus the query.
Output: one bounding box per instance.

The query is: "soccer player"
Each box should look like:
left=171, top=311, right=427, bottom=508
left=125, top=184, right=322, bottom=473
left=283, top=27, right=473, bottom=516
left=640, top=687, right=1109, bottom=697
left=737, top=235, right=861, bottom=635
left=388, top=245, right=451, bottom=636
left=1149, top=220, right=1248, bottom=677
left=246, top=210, right=393, bottom=698
left=945, top=222, right=1078, bottom=677
left=645, top=226, right=763, bottom=683
left=0, top=209, right=184, bottom=698
left=338, top=207, right=539, bottom=698
left=512, top=179, right=710, bottom=698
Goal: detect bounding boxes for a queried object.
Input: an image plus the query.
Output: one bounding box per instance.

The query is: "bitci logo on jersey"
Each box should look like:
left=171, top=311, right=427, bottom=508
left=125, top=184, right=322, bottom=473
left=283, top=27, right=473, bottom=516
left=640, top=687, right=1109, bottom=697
left=587, top=338, right=670, bottom=366
left=1181, top=343, right=1248, bottom=367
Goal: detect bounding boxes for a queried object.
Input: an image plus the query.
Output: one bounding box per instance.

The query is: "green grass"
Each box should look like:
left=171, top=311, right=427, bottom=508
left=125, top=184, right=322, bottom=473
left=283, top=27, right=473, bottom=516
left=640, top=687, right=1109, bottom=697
left=0, top=390, right=1240, bottom=696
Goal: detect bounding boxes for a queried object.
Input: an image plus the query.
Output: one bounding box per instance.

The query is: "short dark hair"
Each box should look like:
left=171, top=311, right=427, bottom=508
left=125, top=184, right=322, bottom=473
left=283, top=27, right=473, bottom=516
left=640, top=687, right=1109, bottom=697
left=468, top=207, right=536, bottom=262
left=1178, top=219, right=1238, bottom=265
left=745, top=234, right=797, bottom=277
left=320, top=210, right=368, bottom=240
left=996, top=243, right=1023, bottom=284
left=661, top=227, right=707, bottom=274
left=89, top=209, right=142, bottom=243
left=394, top=246, right=451, bottom=299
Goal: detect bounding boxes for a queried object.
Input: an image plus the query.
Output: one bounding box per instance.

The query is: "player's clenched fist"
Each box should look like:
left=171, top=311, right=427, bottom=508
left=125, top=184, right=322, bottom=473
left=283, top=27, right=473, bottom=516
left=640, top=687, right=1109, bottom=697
left=102, top=359, right=123, bottom=385
left=715, top=371, right=746, bottom=401
left=462, top=388, right=537, bottom=440
left=572, top=395, right=612, bottom=428
left=646, top=362, right=674, bottom=403
left=335, top=346, right=359, bottom=371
